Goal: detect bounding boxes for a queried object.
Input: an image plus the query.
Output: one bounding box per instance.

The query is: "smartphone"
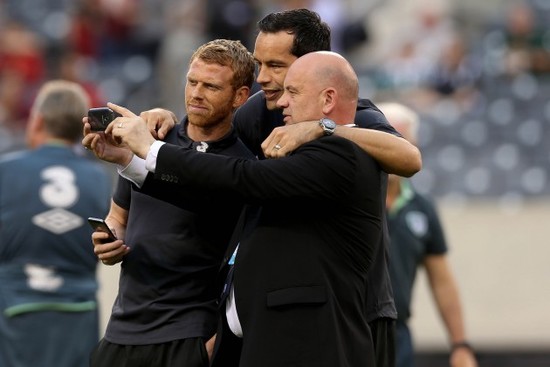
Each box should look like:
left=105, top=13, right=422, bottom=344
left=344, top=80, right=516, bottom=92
left=88, top=107, right=121, bottom=131
left=87, top=217, right=117, bottom=242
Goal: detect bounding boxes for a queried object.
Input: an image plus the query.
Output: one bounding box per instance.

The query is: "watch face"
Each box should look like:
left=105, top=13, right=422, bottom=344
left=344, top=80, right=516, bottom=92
left=322, top=118, right=336, bottom=129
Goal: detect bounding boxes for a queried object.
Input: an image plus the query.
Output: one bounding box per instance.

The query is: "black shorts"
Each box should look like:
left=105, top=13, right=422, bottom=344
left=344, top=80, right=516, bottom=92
left=89, top=337, right=209, bottom=367
left=369, top=317, right=397, bottom=367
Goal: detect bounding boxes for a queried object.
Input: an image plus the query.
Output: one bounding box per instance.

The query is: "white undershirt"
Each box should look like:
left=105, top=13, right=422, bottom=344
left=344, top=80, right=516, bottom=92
left=226, top=286, right=243, bottom=337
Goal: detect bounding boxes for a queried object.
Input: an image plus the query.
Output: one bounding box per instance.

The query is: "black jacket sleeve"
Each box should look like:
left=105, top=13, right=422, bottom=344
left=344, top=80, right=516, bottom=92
left=154, top=136, right=363, bottom=203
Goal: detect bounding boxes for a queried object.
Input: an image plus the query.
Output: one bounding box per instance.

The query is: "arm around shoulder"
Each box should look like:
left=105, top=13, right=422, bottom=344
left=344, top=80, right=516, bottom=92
left=334, top=126, right=422, bottom=177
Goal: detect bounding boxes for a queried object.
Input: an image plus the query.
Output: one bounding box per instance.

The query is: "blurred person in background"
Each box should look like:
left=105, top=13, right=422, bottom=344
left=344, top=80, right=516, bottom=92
left=0, top=20, right=45, bottom=135
left=421, top=33, right=482, bottom=110
left=0, top=80, right=112, bottom=367
left=500, top=1, right=550, bottom=76
left=56, top=50, right=106, bottom=108
left=398, top=31, right=483, bottom=116
left=378, top=102, right=478, bottom=367
left=369, top=0, right=456, bottom=81
left=1, top=0, right=164, bottom=126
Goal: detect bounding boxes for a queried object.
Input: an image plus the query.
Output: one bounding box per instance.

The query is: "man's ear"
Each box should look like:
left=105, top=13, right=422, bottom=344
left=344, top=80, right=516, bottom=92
left=321, top=87, right=337, bottom=115
left=233, top=86, right=250, bottom=108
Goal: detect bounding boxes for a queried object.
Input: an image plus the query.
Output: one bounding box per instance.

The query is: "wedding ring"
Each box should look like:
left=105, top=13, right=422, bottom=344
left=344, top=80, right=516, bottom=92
left=274, top=144, right=281, bottom=150
left=118, top=122, right=124, bottom=128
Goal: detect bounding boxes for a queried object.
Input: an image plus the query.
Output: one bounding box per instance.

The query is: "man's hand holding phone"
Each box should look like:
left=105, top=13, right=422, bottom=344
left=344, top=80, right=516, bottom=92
left=82, top=107, right=134, bottom=166
left=88, top=217, right=129, bottom=265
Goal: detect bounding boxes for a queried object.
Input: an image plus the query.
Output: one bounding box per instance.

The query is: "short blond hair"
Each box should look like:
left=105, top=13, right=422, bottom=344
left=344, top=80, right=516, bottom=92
left=190, top=39, right=255, bottom=90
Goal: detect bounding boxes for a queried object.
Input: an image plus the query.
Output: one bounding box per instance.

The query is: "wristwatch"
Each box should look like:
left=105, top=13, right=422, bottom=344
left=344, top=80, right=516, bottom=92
left=319, top=118, right=336, bottom=136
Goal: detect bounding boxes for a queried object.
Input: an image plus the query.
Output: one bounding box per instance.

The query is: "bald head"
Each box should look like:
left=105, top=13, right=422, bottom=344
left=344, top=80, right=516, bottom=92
left=277, top=51, right=358, bottom=125
left=296, top=51, right=358, bottom=102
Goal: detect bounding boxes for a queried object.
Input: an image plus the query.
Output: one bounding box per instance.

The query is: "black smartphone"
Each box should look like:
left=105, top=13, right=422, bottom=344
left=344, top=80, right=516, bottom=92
left=87, top=217, right=117, bottom=242
left=88, top=107, right=121, bottom=131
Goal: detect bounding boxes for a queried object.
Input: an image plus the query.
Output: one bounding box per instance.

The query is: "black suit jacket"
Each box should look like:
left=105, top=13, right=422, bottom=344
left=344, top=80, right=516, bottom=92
left=155, top=136, right=382, bottom=367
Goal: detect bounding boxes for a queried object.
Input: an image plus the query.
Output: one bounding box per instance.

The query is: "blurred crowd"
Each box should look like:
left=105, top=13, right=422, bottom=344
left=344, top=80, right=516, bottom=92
left=1, top=0, right=549, bottom=197
left=360, top=0, right=550, bottom=117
